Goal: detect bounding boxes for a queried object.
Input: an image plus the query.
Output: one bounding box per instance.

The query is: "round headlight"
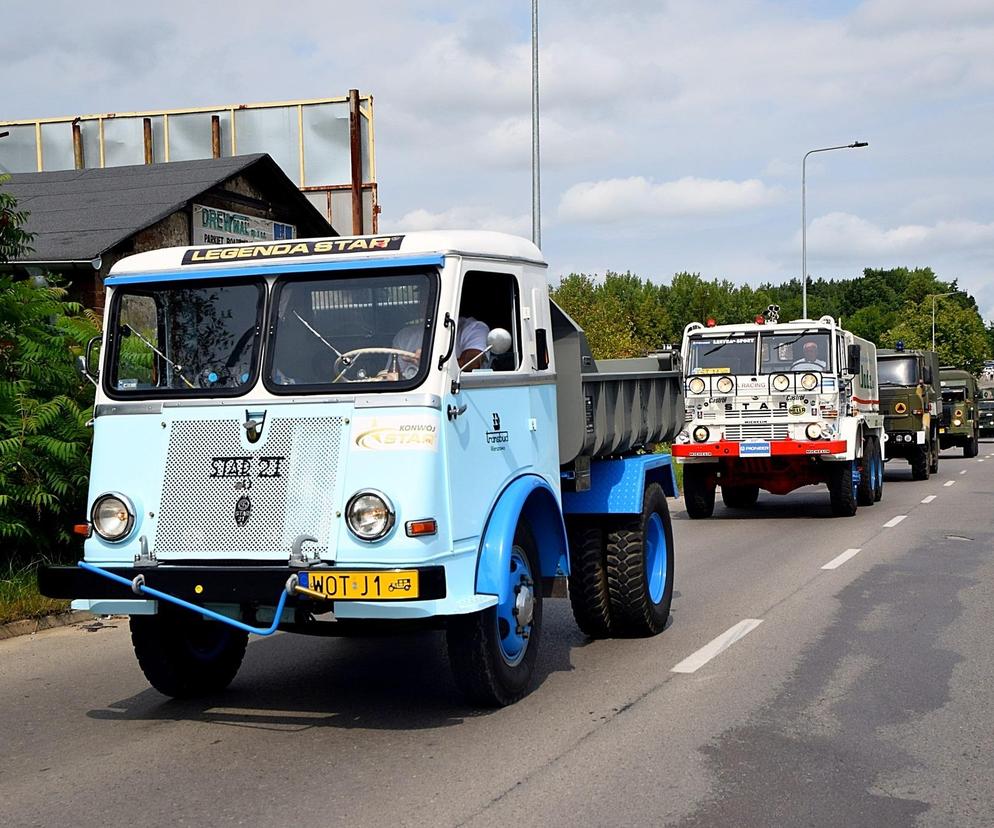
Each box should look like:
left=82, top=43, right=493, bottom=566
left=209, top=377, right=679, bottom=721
left=346, top=490, right=395, bottom=541
left=894, top=402, right=907, bottom=414
left=692, top=425, right=711, bottom=443
left=953, top=418, right=962, bottom=427
left=772, top=374, right=790, bottom=392
left=716, top=376, right=734, bottom=394
left=800, top=373, right=819, bottom=391
left=805, top=422, right=823, bottom=440
left=91, top=493, right=135, bottom=542
left=688, top=377, right=707, bottom=395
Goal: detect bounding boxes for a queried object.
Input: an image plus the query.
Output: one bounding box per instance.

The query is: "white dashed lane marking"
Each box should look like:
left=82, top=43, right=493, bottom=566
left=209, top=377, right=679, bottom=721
left=822, top=548, right=862, bottom=570
left=921, top=495, right=937, bottom=504
left=883, top=515, right=908, bottom=528
left=944, top=480, right=956, bottom=487
left=671, top=619, right=764, bottom=674
left=960, top=469, right=967, bottom=475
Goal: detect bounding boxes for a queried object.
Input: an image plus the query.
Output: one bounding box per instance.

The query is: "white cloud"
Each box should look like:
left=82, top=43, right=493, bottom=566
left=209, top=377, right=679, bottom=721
left=391, top=206, right=531, bottom=237
left=806, top=212, right=994, bottom=259
left=558, top=176, right=784, bottom=224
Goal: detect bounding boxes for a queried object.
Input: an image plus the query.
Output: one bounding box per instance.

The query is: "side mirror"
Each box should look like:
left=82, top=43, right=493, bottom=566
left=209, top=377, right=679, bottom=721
left=76, top=335, right=101, bottom=387
left=487, top=328, right=512, bottom=355
left=923, top=365, right=932, bottom=384
left=847, top=343, right=861, bottom=376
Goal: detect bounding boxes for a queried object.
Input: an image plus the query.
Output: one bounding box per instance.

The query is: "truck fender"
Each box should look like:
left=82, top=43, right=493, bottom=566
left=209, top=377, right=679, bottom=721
left=838, top=418, right=862, bottom=461
left=476, top=475, right=568, bottom=604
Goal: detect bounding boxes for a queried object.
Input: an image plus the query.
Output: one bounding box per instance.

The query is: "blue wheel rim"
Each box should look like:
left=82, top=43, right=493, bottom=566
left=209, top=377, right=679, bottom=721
left=496, top=547, right=533, bottom=666
left=851, top=462, right=858, bottom=501
left=645, top=512, right=667, bottom=604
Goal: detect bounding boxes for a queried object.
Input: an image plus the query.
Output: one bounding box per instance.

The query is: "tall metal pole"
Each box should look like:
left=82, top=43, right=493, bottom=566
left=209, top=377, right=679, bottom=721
left=931, top=292, right=954, bottom=351
left=801, top=141, right=868, bottom=318
left=531, top=0, right=541, bottom=248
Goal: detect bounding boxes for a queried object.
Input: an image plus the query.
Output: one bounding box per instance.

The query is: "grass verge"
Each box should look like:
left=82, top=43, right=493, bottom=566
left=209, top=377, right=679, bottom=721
left=0, top=560, right=70, bottom=625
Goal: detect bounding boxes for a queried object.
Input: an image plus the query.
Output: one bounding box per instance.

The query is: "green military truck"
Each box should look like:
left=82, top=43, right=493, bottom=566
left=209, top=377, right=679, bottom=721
left=977, top=384, right=994, bottom=439
left=877, top=348, right=941, bottom=479
left=939, top=368, right=980, bottom=457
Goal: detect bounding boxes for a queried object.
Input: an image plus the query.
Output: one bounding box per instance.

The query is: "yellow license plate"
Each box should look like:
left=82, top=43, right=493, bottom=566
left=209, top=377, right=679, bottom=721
left=298, top=570, right=419, bottom=600
left=939, top=428, right=946, bottom=433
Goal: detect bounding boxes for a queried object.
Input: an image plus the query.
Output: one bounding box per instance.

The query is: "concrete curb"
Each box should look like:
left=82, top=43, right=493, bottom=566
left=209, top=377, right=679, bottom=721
left=0, top=610, right=97, bottom=641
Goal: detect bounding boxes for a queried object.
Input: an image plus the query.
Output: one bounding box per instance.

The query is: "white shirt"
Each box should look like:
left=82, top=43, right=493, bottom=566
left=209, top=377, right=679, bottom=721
left=389, top=317, right=490, bottom=375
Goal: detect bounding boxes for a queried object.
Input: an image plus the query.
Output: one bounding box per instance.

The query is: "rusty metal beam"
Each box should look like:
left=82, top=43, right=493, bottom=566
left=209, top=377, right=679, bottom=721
left=143, top=118, right=153, bottom=164
left=211, top=115, right=221, bottom=158
left=348, top=88, right=363, bottom=235
left=72, top=121, right=85, bottom=169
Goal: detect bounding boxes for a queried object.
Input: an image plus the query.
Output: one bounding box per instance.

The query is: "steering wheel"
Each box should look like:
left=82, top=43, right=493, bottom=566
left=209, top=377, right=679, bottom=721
left=333, top=347, right=420, bottom=382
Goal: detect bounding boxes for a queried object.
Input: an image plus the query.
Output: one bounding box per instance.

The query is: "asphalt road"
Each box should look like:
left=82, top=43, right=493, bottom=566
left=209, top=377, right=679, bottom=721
left=4, top=444, right=994, bottom=827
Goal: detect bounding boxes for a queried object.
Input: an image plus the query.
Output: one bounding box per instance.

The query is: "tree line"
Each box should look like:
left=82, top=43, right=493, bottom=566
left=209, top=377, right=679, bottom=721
left=551, top=267, right=993, bottom=373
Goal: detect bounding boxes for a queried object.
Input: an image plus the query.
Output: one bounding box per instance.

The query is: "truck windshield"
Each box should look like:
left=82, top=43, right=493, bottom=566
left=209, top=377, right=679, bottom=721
left=942, top=388, right=967, bottom=403
left=759, top=330, right=831, bottom=374
left=267, top=269, right=437, bottom=392
left=687, top=334, right=756, bottom=375
left=107, top=280, right=264, bottom=397
left=877, top=357, right=918, bottom=386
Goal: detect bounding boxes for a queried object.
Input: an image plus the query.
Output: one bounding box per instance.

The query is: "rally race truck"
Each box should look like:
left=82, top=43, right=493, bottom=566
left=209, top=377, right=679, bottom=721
left=671, top=312, right=884, bottom=518
left=938, top=367, right=980, bottom=457
left=877, top=346, right=941, bottom=479
left=40, top=231, right=684, bottom=707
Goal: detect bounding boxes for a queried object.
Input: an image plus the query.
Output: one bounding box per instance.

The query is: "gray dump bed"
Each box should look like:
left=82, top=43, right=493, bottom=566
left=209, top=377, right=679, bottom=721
left=552, top=301, right=684, bottom=465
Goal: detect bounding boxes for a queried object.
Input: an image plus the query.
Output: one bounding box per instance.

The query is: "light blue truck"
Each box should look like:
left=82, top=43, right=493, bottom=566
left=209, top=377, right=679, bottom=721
left=41, top=231, right=684, bottom=706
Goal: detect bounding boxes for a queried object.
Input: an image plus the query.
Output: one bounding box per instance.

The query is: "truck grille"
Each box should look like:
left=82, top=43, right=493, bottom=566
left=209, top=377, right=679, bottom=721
left=724, top=423, right=790, bottom=441
left=153, top=416, right=344, bottom=555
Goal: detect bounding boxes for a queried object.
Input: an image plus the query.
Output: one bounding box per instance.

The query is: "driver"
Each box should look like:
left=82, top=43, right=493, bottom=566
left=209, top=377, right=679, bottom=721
left=383, top=316, right=489, bottom=379
left=792, top=340, right=827, bottom=371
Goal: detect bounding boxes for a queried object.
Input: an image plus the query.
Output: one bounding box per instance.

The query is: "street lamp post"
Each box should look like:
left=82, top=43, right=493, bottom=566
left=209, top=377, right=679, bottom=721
left=801, top=141, right=868, bottom=318
left=531, top=0, right=541, bottom=248
left=931, top=292, right=955, bottom=352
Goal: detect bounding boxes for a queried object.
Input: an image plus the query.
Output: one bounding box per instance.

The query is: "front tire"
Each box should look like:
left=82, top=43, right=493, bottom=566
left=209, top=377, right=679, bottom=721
left=605, top=484, right=674, bottom=637
left=911, top=444, right=929, bottom=480
left=928, top=434, right=939, bottom=474
left=721, top=484, right=759, bottom=509
left=683, top=463, right=716, bottom=519
left=965, top=434, right=979, bottom=457
left=130, top=611, right=248, bottom=698
left=447, top=524, right=542, bottom=707
left=829, top=460, right=858, bottom=517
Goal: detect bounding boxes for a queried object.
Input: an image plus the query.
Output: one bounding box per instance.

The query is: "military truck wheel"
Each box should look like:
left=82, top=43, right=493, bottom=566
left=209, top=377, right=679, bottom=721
left=683, top=464, right=716, bottom=519
left=872, top=438, right=884, bottom=502
left=829, top=461, right=858, bottom=517
left=604, top=484, right=674, bottom=637
left=857, top=438, right=875, bottom=506
left=721, top=485, right=759, bottom=509
left=566, top=520, right=613, bottom=638
left=928, top=437, right=939, bottom=474
left=910, top=445, right=929, bottom=480
left=446, top=524, right=542, bottom=707
left=131, top=611, right=248, bottom=698
left=965, top=434, right=979, bottom=458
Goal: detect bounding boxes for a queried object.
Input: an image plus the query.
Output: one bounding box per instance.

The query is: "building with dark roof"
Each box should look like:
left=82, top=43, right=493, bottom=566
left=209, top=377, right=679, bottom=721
left=2, top=153, right=335, bottom=308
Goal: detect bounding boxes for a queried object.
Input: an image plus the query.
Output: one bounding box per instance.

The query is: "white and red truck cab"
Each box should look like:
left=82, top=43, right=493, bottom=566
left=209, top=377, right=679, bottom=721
left=672, top=312, right=884, bottom=517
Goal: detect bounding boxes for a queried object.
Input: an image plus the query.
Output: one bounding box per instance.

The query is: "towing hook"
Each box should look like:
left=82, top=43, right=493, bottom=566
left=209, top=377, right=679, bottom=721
left=130, top=574, right=145, bottom=596
left=447, top=403, right=467, bottom=421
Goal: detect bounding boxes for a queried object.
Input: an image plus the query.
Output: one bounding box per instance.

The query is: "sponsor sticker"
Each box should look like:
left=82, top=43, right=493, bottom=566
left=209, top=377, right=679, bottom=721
left=739, top=440, right=771, bottom=457
left=352, top=415, right=439, bottom=452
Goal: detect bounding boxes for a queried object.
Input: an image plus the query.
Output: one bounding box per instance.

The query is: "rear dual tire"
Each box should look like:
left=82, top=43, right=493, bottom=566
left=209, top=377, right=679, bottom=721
left=683, top=464, right=716, bottom=519
left=829, top=459, right=859, bottom=517
left=721, top=485, right=760, bottom=509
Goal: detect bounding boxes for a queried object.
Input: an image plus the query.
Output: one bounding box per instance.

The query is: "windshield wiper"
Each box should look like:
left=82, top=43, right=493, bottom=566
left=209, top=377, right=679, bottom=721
left=292, top=311, right=345, bottom=360
left=124, top=324, right=195, bottom=389
left=775, top=328, right=819, bottom=349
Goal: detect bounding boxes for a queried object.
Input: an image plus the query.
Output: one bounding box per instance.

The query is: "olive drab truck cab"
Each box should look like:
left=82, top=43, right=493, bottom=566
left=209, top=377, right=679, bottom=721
left=877, top=347, right=941, bottom=479
left=671, top=311, right=885, bottom=517
left=978, top=384, right=994, bottom=439
left=40, top=231, right=684, bottom=707
left=939, top=367, right=980, bottom=457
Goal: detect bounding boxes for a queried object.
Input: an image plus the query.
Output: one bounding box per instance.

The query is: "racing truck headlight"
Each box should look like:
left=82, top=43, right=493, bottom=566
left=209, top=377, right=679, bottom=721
left=894, top=402, right=907, bottom=414
left=772, top=374, right=790, bottom=392
left=688, top=377, right=707, bottom=395
left=800, top=372, right=819, bottom=391
left=805, top=422, right=823, bottom=440
left=692, top=425, right=711, bottom=443
left=953, top=418, right=962, bottom=427
left=716, top=375, right=734, bottom=394
left=346, top=490, right=395, bottom=541
left=91, top=493, right=135, bottom=542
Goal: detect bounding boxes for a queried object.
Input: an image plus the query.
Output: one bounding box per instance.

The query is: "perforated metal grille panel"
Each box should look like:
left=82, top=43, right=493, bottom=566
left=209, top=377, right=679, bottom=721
left=724, top=423, right=790, bottom=441
left=153, top=416, right=343, bottom=555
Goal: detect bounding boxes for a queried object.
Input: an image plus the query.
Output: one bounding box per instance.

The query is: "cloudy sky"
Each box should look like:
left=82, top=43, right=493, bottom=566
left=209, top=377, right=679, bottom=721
left=5, top=1, right=994, bottom=317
